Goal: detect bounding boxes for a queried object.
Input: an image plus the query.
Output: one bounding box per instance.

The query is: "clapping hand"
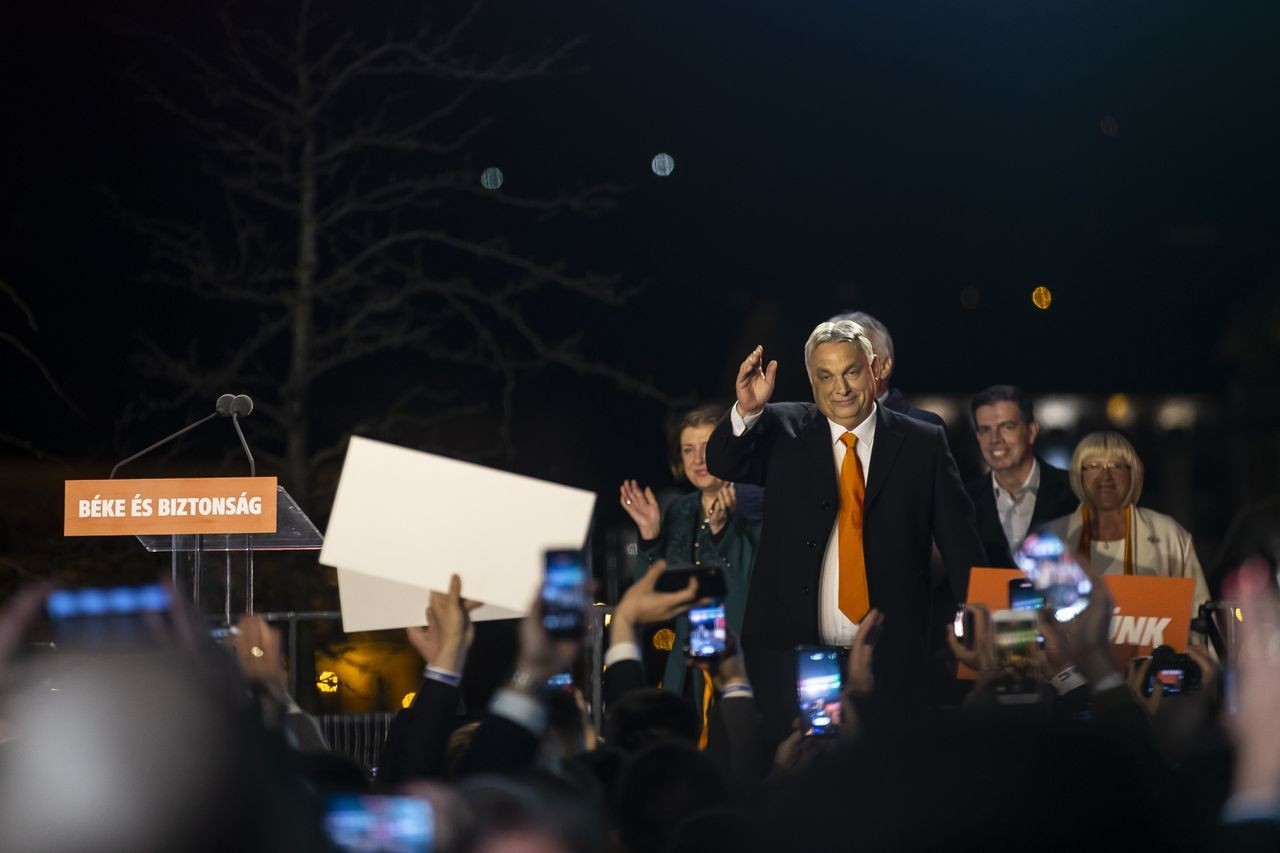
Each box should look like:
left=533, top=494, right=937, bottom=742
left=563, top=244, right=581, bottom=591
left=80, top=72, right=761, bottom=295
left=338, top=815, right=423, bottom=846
left=704, top=483, right=737, bottom=536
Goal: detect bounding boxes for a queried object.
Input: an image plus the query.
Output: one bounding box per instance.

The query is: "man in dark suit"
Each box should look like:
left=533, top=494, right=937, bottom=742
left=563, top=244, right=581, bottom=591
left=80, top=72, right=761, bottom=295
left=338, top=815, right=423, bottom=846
left=831, top=311, right=946, bottom=428
left=706, top=320, right=985, bottom=739
left=964, top=385, right=1078, bottom=568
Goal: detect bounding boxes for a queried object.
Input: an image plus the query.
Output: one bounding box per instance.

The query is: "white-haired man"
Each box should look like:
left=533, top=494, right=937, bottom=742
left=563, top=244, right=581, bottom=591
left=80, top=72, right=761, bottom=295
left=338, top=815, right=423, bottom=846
left=706, top=320, right=985, bottom=739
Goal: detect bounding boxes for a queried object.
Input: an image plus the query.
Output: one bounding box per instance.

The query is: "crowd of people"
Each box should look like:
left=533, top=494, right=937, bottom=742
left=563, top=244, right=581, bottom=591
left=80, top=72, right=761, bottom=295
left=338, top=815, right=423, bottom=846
left=0, top=313, right=1278, bottom=852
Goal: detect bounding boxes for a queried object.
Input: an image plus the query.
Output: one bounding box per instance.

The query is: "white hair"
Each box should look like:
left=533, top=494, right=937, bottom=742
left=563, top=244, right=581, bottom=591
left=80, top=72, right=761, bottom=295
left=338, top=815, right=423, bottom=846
left=803, top=320, right=876, bottom=377
left=829, top=311, right=894, bottom=362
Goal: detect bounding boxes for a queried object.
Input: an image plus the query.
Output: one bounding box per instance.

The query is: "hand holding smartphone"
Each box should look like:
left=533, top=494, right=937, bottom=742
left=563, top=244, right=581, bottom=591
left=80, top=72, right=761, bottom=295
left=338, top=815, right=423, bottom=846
left=685, top=599, right=727, bottom=660
left=796, top=645, right=842, bottom=736
left=540, top=549, right=588, bottom=639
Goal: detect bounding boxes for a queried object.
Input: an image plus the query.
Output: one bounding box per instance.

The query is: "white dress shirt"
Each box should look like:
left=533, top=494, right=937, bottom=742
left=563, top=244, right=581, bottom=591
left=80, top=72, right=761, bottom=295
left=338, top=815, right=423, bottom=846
left=731, top=402, right=877, bottom=646
left=992, top=459, right=1041, bottom=556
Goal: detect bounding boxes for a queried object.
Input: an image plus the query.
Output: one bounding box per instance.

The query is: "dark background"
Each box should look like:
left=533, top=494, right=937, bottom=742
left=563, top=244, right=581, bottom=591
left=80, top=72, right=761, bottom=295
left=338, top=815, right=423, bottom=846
left=2, top=1, right=1278, bottom=609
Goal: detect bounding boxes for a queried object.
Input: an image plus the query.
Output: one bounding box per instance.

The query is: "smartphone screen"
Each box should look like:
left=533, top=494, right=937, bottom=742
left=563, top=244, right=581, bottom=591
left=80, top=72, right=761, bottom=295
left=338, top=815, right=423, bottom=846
left=46, top=584, right=170, bottom=650
left=1013, top=531, right=1092, bottom=622
left=992, top=610, right=1041, bottom=702
left=685, top=600, right=726, bottom=659
left=796, top=645, right=843, bottom=736
left=1008, top=578, right=1046, bottom=612
left=323, top=794, right=434, bottom=853
left=547, top=670, right=573, bottom=691
left=541, top=549, right=587, bottom=638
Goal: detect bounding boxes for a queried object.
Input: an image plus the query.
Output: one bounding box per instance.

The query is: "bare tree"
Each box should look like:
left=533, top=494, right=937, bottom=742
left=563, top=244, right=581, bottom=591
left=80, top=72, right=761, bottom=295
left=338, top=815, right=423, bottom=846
left=0, top=278, right=83, bottom=459
left=117, top=0, right=681, bottom=502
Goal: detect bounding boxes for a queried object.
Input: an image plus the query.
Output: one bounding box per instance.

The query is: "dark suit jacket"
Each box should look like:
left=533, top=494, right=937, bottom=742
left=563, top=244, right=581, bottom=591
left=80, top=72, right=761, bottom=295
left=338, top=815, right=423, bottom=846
left=964, top=459, right=1078, bottom=568
left=375, top=678, right=462, bottom=785
left=881, top=387, right=946, bottom=428
left=706, top=403, right=985, bottom=739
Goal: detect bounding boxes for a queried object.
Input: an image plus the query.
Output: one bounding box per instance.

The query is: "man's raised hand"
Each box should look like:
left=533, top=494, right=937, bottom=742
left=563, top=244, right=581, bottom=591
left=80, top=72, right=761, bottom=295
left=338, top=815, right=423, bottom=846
left=735, top=345, right=778, bottom=418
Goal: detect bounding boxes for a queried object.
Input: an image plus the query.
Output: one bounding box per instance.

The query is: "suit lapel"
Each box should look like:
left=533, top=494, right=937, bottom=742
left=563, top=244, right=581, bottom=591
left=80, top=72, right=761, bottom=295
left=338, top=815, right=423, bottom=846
left=864, top=406, right=903, bottom=509
left=800, top=410, right=839, bottom=506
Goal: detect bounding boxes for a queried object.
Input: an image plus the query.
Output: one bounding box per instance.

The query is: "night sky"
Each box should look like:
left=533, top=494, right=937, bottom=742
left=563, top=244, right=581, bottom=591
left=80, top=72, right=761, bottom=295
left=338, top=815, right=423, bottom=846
left=3, top=1, right=1279, bottom=577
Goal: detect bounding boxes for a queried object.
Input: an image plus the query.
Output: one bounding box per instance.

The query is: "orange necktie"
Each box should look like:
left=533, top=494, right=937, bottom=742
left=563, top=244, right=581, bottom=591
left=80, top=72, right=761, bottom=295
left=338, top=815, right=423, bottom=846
left=837, top=432, right=870, bottom=623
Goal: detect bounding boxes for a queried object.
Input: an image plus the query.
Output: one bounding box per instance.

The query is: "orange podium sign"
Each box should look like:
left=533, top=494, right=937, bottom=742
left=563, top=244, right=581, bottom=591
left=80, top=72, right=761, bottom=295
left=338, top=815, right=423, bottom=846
left=961, top=567, right=1195, bottom=677
left=64, top=477, right=278, bottom=537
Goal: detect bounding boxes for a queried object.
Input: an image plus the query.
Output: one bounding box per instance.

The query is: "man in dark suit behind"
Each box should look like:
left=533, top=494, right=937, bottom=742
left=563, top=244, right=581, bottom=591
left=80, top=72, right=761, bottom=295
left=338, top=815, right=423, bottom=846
left=964, top=385, right=1078, bottom=568
left=706, top=320, right=986, bottom=739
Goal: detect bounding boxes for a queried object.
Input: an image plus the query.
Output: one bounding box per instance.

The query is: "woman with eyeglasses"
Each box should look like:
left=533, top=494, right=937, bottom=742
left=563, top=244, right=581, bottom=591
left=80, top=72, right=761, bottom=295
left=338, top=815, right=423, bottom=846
left=1042, top=430, right=1210, bottom=613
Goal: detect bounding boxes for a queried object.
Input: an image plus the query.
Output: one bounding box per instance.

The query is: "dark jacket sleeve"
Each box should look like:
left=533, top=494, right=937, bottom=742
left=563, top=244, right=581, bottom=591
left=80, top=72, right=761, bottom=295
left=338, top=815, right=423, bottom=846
left=706, top=407, right=774, bottom=487
left=705, top=695, right=769, bottom=790
left=458, top=713, right=541, bottom=776
left=929, top=427, right=988, bottom=601
left=603, top=658, right=648, bottom=706
left=376, top=677, right=461, bottom=786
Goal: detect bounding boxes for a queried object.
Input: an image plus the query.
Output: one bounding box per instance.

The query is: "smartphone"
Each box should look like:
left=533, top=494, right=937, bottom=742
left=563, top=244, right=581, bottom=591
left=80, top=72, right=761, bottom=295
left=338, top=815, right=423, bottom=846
left=685, top=600, right=726, bottom=660
left=992, top=609, right=1042, bottom=703
left=653, top=562, right=727, bottom=598
left=323, top=794, right=434, bottom=853
left=547, top=670, right=574, bottom=692
left=796, top=645, right=843, bottom=736
left=541, top=549, right=588, bottom=638
left=1008, top=578, right=1045, bottom=612
left=45, top=584, right=170, bottom=650
left=1013, top=531, right=1092, bottom=622
left=953, top=605, right=975, bottom=649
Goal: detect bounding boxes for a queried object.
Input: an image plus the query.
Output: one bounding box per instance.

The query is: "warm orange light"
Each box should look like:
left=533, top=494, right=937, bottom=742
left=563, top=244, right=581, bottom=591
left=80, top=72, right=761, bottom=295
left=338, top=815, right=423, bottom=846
left=653, top=628, right=675, bottom=651
left=316, top=670, right=339, bottom=693
left=1031, top=286, right=1052, bottom=310
left=1106, top=393, right=1135, bottom=427
left=402, top=692, right=416, bottom=709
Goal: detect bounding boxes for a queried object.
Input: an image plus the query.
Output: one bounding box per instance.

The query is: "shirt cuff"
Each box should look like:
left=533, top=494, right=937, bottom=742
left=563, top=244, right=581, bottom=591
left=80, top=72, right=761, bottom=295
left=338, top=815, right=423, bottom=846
left=730, top=403, right=762, bottom=436
left=489, top=688, right=548, bottom=736
left=605, top=642, right=642, bottom=667
left=424, top=665, right=462, bottom=688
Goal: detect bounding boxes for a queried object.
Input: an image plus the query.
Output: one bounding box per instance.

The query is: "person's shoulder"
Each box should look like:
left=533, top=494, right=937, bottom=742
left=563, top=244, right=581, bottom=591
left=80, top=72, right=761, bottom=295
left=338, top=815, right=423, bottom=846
left=880, top=404, right=947, bottom=443
left=906, top=404, right=946, bottom=428
left=1134, top=505, right=1192, bottom=538
left=763, top=401, right=820, bottom=430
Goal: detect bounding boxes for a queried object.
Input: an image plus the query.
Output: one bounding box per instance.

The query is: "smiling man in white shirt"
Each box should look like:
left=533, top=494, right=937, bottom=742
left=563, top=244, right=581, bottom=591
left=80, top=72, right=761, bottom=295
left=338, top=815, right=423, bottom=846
left=964, top=385, right=1078, bottom=567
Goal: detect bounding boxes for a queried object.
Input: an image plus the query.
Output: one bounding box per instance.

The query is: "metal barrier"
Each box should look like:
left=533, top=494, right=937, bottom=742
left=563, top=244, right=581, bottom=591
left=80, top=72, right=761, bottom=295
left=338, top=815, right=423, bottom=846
left=317, top=712, right=398, bottom=773
left=258, top=605, right=612, bottom=745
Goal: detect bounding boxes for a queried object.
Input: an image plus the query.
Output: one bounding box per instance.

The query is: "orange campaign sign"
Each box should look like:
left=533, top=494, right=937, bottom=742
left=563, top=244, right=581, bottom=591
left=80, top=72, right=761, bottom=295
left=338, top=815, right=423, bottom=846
left=960, top=567, right=1195, bottom=678
left=64, top=477, right=278, bottom=537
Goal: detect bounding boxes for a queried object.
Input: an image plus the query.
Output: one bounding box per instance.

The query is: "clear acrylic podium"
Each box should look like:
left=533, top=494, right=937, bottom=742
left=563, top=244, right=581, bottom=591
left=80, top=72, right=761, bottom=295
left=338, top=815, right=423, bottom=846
left=136, top=485, right=323, bottom=621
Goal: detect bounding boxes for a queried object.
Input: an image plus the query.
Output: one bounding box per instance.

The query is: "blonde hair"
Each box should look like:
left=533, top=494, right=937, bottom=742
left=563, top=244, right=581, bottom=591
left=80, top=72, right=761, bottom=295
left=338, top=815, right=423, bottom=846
left=1068, top=431, right=1144, bottom=508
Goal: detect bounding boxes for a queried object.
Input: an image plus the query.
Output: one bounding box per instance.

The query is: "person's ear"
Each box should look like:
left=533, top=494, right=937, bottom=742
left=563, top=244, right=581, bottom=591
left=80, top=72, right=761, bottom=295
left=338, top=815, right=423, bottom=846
left=1028, top=420, right=1040, bottom=446
left=875, top=354, right=893, bottom=383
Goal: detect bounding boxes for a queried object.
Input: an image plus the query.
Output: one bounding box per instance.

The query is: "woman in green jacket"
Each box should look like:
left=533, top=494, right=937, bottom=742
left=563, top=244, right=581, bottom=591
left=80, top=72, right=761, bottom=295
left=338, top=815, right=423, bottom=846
left=619, top=404, right=760, bottom=699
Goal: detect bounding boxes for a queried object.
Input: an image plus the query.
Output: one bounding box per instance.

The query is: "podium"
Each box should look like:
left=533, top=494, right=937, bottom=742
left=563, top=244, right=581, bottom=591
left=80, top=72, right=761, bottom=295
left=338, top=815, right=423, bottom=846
left=65, top=478, right=323, bottom=622
left=136, top=485, right=323, bottom=620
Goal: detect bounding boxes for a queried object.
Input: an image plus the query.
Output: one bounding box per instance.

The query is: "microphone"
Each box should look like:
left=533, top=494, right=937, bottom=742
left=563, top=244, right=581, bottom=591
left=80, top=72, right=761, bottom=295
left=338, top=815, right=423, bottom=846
left=229, top=394, right=256, bottom=478
left=109, top=396, right=235, bottom=479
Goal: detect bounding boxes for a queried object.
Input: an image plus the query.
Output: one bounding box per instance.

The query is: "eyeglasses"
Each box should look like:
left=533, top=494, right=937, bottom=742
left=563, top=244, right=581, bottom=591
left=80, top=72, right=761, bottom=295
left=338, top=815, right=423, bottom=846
left=1081, top=461, right=1132, bottom=473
